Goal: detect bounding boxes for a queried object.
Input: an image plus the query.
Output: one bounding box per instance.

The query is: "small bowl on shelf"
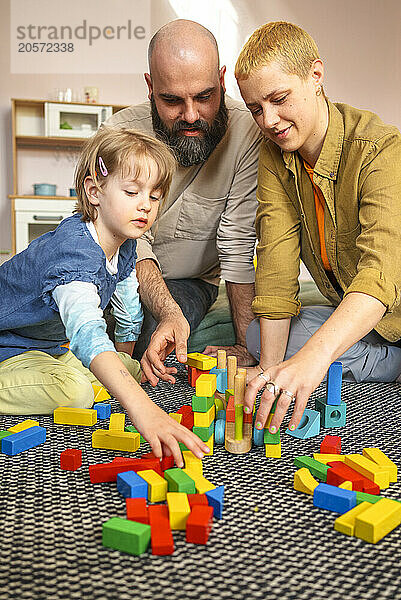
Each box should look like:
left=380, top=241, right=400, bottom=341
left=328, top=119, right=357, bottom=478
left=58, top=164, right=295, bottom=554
left=69, top=188, right=77, bottom=197
left=33, top=183, right=57, bottom=196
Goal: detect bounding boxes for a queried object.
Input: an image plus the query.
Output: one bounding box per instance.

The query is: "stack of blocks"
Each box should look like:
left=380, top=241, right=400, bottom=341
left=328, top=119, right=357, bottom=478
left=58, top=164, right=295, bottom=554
left=264, top=398, right=281, bottom=458
left=293, top=435, right=400, bottom=543
left=0, top=419, right=46, bottom=456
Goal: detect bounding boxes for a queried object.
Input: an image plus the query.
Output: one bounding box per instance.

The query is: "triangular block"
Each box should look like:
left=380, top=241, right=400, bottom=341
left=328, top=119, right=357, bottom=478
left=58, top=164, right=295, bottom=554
left=286, top=409, right=320, bottom=439
left=205, top=485, right=224, bottom=519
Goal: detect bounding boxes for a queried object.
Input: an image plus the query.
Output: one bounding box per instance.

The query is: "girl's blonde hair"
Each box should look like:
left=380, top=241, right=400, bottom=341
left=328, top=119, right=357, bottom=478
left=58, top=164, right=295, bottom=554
left=235, top=21, right=321, bottom=81
left=74, top=127, right=176, bottom=222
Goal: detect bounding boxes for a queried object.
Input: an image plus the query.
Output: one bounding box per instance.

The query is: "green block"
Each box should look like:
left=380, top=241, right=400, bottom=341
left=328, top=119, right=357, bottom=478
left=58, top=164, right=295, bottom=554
left=355, top=492, right=384, bottom=505
left=164, top=468, right=196, bottom=493
left=178, top=441, right=190, bottom=451
left=214, top=397, right=224, bottom=413
left=193, top=422, right=214, bottom=441
left=293, top=456, right=330, bottom=481
left=102, top=517, right=150, bottom=555
left=270, top=398, right=278, bottom=414
left=235, top=405, right=243, bottom=440
left=192, top=395, right=215, bottom=412
left=0, top=431, right=12, bottom=441
left=263, top=427, right=280, bottom=444
left=225, top=389, right=234, bottom=403
left=125, top=426, right=145, bottom=444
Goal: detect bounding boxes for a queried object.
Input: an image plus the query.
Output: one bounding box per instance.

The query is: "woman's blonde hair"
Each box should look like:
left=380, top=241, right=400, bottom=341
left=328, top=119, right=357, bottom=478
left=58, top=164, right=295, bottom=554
left=235, top=21, right=321, bottom=80
left=74, top=127, right=176, bottom=222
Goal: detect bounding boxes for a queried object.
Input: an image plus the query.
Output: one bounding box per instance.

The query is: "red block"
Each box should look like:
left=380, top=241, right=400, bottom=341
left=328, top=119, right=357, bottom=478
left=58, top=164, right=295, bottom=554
left=243, top=410, right=253, bottom=424
left=141, top=451, right=157, bottom=459
left=60, top=449, right=82, bottom=471
left=89, top=457, right=161, bottom=483
left=126, top=498, right=149, bottom=524
left=188, top=366, right=207, bottom=387
left=161, top=455, right=175, bottom=471
left=186, top=505, right=214, bottom=544
left=188, top=493, right=209, bottom=508
left=320, top=435, right=341, bottom=455
left=226, top=396, right=235, bottom=423
left=362, top=478, right=380, bottom=495
left=176, top=405, right=194, bottom=430
left=327, top=461, right=366, bottom=492
left=148, top=505, right=174, bottom=555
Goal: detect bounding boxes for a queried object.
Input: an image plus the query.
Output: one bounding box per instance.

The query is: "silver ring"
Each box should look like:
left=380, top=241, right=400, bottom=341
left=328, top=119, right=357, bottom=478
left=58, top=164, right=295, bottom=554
left=281, top=388, right=296, bottom=401
left=266, top=381, right=280, bottom=396
left=258, top=372, right=269, bottom=384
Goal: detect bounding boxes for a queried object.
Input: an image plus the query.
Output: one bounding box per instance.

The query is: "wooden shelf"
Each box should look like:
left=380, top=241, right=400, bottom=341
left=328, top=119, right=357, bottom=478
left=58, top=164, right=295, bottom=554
left=9, top=195, right=75, bottom=200
left=16, top=135, right=86, bottom=148
left=12, top=98, right=127, bottom=110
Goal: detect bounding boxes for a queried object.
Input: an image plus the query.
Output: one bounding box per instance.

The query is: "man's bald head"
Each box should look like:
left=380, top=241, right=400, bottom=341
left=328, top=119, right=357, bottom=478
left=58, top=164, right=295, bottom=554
left=148, top=20, right=220, bottom=75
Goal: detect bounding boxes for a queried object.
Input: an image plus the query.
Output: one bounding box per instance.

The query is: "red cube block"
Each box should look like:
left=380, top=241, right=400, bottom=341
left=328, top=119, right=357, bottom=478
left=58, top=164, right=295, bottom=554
left=188, top=493, right=209, bottom=508
left=161, top=455, right=174, bottom=471
left=320, top=435, right=341, bottom=455
left=60, top=449, right=82, bottom=471
left=176, top=405, right=194, bottom=430
left=186, top=505, right=214, bottom=544
left=126, top=498, right=149, bottom=524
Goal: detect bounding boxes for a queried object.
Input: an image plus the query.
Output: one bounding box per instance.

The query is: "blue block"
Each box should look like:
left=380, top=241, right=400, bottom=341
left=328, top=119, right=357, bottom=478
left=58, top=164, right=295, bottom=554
left=313, top=482, right=357, bottom=514
left=326, top=361, right=343, bottom=405
left=1, top=426, right=46, bottom=456
left=93, top=403, right=112, bottom=419
left=286, top=409, right=320, bottom=439
left=117, top=470, right=148, bottom=499
left=214, top=419, right=225, bottom=445
left=216, top=410, right=226, bottom=421
left=206, top=485, right=224, bottom=519
left=253, top=426, right=264, bottom=446
left=315, top=398, right=347, bottom=428
left=209, top=367, right=228, bottom=393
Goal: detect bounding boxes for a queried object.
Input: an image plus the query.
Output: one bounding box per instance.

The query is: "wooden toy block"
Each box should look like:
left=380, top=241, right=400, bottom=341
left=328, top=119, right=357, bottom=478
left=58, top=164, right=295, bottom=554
left=225, top=420, right=252, bottom=454
left=344, top=454, right=390, bottom=490
left=209, top=367, right=228, bottom=394
left=214, top=397, right=224, bottom=413
left=137, top=469, right=168, bottom=502
left=186, top=352, right=217, bottom=371
left=8, top=419, right=39, bottom=433
left=117, top=470, right=148, bottom=499
left=193, top=423, right=215, bottom=442
left=60, top=449, right=82, bottom=471
left=92, top=384, right=111, bottom=402
left=320, top=435, right=341, bottom=454
left=339, top=481, right=353, bottom=490
left=188, top=366, right=205, bottom=387
left=192, top=395, right=215, bottom=413
left=148, top=505, right=174, bottom=555
left=226, top=395, right=235, bottom=423
left=293, top=456, right=330, bottom=481
left=102, top=517, right=151, bottom=555
left=182, top=451, right=203, bottom=475
left=161, top=455, right=175, bottom=471
left=215, top=419, right=226, bottom=445
left=225, top=372, right=251, bottom=454
left=334, top=501, right=371, bottom=536
left=195, top=374, right=217, bottom=398
left=176, top=405, right=194, bottom=429
left=1, top=426, right=46, bottom=456
left=126, top=498, right=149, bottom=524
left=217, top=349, right=227, bottom=369
left=227, top=355, right=237, bottom=390
left=264, top=426, right=280, bottom=445
left=313, top=453, right=346, bottom=465
left=54, top=406, right=97, bottom=426
left=183, top=468, right=215, bottom=494
left=314, top=398, right=346, bottom=428
left=188, top=493, right=209, bottom=508
left=326, top=461, right=373, bottom=493
left=265, top=442, right=281, bottom=458
left=362, top=448, right=397, bottom=483
left=167, top=492, right=191, bottom=530
left=168, top=412, right=183, bottom=424
left=89, top=457, right=160, bottom=483
left=93, top=403, right=111, bottom=419
left=178, top=441, right=191, bottom=452
left=193, top=405, right=216, bottom=428
left=125, top=425, right=145, bottom=444
left=326, top=361, right=343, bottom=405
left=138, top=456, right=162, bottom=476
left=186, top=505, right=214, bottom=544
left=243, top=408, right=253, bottom=424
left=354, top=498, right=401, bottom=544
left=286, top=409, right=320, bottom=439
left=253, top=427, right=264, bottom=447
left=204, top=433, right=214, bottom=456
left=164, top=468, right=196, bottom=493
left=109, top=413, right=125, bottom=431
left=313, top=482, right=357, bottom=514
left=356, top=492, right=384, bottom=505
left=92, top=429, right=140, bottom=452
left=235, top=404, right=244, bottom=440
left=205, top=485, right=224, bottom=519
left=0, top=431, right=12, bottom=442
left=294, top=467, right=319, bottom=495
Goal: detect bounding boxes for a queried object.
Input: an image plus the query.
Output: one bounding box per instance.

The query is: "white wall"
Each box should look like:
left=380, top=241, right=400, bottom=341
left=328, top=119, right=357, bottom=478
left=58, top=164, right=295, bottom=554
left=1, top=0, right=400, bottom=261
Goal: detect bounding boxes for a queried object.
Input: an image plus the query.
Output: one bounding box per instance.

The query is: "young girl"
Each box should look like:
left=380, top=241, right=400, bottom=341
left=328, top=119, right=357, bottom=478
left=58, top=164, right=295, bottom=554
left=0, top=127, right=209, bottom=465
left=235, top=22, right=401, bottom=433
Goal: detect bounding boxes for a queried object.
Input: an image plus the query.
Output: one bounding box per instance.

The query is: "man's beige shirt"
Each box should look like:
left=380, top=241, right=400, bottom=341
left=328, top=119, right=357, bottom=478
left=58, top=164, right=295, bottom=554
left=105, top=97, right=262, bottom=285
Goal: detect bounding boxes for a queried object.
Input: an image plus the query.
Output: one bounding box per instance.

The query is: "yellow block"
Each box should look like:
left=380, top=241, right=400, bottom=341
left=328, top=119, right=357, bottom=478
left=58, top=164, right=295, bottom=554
left=167, top=492, right=191, bottom=530
left=92, top=384, right=111, bottom=402
left=195, top=374, right=217, bottom=398
left=339, top=481, right=353, bottom=490
left=92, top=429, right=140, bottom=452
left=344, top=454, right=390, bottom=489
left=193, top=405, right=215, bottom=428
left=265, top=414, right=273, bottom=429
left=137, top=469, right=168, bottom=502
left=182, top=451, right=203, bottom=475
left=183, top=468, right=215, bottom=494
left=8, top=419, right=39, bottom=433
left=362, top=448, right=397, bottom=483
left=313, top=453, right=346, bottom=465
left=294, top=468, right=319, bottom=495
left=334, top=502, right=371, bottom=536
left=265, top=442, right=281, bottom=458
left=169, top=412, right=183, bottom=424
left=109, top=413, right=125, bottom=431
left=186, top=352, right=217, bottom=371
left=204, top=433, right=214, bottom=457
left=354, top=498, right=401, bottom=544
left=54, top=406, right=97, bottom=426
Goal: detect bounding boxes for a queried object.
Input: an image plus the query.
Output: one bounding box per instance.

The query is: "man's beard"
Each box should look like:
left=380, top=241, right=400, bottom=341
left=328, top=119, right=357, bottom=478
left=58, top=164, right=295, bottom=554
left=150, top=88, right=229, bottom=167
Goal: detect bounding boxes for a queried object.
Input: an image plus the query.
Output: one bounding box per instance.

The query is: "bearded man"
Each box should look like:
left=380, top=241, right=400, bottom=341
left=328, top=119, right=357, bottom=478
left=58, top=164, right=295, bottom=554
left=105, top=19, right=261, bottom=385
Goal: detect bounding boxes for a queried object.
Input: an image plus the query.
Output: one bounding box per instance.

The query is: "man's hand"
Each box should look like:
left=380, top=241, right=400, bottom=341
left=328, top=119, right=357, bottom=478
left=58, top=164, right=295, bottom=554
left=203, top=343, right=257, bottom=366
left=141, top=312, right=190, bottom=386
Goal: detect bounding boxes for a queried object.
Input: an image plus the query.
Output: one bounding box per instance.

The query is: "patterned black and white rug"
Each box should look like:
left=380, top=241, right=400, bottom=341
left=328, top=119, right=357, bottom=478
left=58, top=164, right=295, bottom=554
left=1, top=360, right=401, bottom=600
